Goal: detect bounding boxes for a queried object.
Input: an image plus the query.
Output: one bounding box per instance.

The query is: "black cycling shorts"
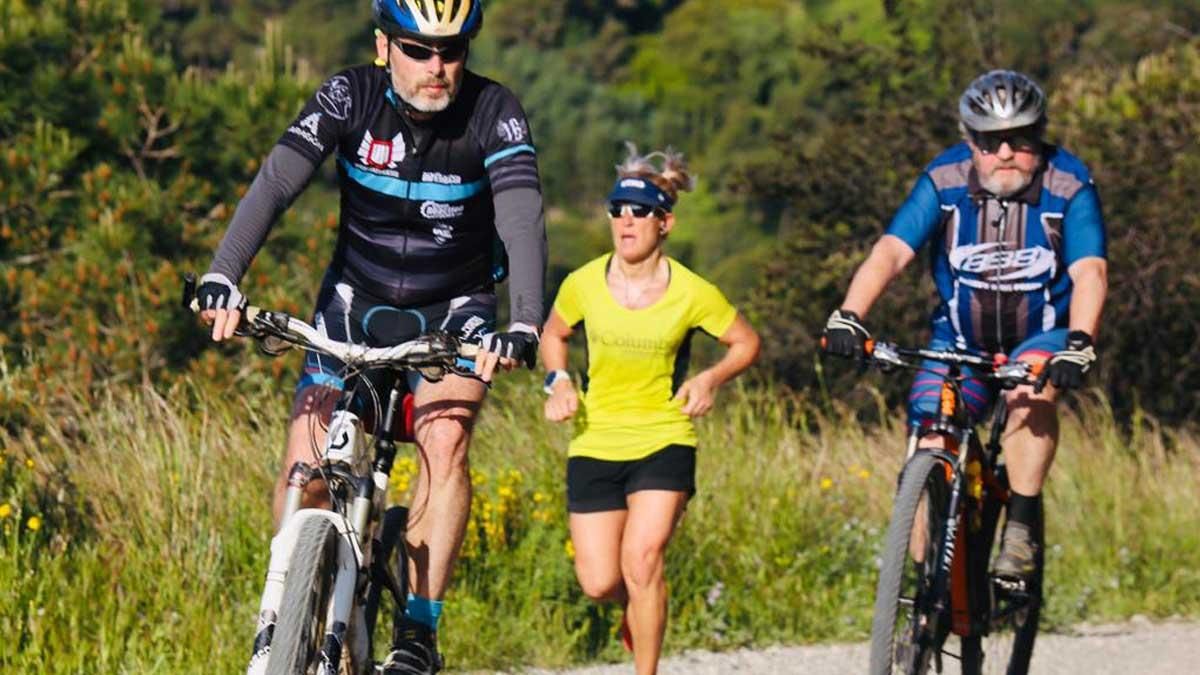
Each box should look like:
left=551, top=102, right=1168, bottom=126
left=294, top=272, right=495, bottom=401
left=566, top=444, right=697, bottom=513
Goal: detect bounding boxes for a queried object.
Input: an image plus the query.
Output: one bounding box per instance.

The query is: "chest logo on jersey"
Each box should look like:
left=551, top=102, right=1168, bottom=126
left=593, top=331, right=671, bottom=354
left=356, top=130, right=407, bottom=173
left=420, top=201, right=465, bottom=220
left=949, top=243, right=1057, bottom=285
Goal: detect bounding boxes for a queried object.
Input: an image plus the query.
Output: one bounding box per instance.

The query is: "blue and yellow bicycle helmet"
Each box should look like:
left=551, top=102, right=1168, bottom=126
left=372, top=0, right=484, bottom=41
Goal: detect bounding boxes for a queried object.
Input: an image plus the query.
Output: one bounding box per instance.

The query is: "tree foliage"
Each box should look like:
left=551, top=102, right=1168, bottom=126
left=1, top=0, right=1198, bottom=426
left=0, top=0, right=330, bottom=424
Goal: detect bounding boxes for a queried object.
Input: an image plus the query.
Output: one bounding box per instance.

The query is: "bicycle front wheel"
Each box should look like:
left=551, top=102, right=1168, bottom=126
left=267, top=517, right=340, bottom=675
left=869, top=451, right=952, bottom=675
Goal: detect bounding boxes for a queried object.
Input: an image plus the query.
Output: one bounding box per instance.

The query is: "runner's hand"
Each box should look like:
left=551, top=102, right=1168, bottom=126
left=674, top=371, right=718, bottom=417
left=1036, top=331, right=1096, bottom=392
left=544, top=380, right=579, bottom=422
left=476, top=322, right=539, bottom=382
left=197, top=272, right=247, bottom=342
left=822, top=308, right=871, bottom=359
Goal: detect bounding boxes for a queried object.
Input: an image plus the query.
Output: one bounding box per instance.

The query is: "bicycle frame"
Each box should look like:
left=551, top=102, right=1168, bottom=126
left=901, top=358, right=1028, bottom=658
left=247, top=381, right=415, bottom=675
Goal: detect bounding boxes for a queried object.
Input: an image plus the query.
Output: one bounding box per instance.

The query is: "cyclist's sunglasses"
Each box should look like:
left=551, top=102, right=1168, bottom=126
left=968, top=125, right=1042, bottom=155
left=607, top=202, right=665, bottom=219
left=390, top=38, right=468, bottom=63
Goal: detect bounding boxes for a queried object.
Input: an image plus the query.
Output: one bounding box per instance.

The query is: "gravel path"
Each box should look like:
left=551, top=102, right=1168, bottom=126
left=479, top=618, right=1199, bottom=674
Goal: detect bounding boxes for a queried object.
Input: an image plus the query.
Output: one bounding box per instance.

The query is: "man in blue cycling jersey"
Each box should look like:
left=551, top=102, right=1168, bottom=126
left=196, top=1, right=547, bottom=672
left=822, top=70, right=1107, bottom=582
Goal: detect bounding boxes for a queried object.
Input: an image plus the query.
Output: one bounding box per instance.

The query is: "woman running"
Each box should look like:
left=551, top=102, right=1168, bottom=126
left=540, top=144, right=760, bottom=674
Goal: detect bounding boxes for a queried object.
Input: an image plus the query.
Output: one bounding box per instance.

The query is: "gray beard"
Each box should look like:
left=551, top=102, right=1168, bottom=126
left=399, top=90, right=453, bottom=113
left=979, top=170, right=1034, bottom=198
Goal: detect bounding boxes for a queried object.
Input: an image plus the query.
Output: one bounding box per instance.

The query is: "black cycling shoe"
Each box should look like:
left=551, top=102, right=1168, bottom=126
left=381, top=615, right=442, bottom=675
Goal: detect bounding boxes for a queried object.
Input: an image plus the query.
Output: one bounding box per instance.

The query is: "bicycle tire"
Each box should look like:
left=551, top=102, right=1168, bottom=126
left=267, top=517, right=340, bottom=675
left=869, top=451, right=952, bottom=675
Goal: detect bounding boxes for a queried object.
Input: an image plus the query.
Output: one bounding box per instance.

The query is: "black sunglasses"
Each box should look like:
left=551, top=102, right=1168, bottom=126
left=391, top=38, right=468, bottom=63
left=968, top=126, right=1042, bottom=155
left=607, top=202, right=664, bottom=218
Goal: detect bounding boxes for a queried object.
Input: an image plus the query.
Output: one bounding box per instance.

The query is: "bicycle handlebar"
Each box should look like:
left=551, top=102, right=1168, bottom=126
left=181, top=273, right=479, bottom=369
left=820, top=335, right=1043, bottom=386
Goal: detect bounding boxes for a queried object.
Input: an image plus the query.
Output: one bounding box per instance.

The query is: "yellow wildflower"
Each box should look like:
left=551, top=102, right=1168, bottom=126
left=564, top=539, right=575, bottom=560
left=533, top=491, right=546, bottom=503
left=26, top=515, right=41, bottom=531
left=25, top=458, right=35, bottom=469
left=820, top=477, right=834, bottom=491
left=0, top=503, right=11, bottom=519
left=858, top=469, right=871, bottom=479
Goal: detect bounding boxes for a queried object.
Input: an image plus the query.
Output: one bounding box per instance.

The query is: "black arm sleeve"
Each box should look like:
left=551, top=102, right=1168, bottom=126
left=493, top=187, right=547, bottom=327
left=206, top=144, right=318, bottom=283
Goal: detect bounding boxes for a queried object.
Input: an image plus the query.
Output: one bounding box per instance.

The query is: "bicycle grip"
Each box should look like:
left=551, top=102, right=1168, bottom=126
left=181, top=273, right=197, bottom=311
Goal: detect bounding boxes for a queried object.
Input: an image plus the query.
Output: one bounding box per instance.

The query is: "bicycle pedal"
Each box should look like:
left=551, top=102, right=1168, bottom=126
left=993, top=576, right=1028, bottom=594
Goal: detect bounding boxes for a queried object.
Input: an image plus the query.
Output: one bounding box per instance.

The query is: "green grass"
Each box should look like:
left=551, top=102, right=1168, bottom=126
left=1, top=375, right=1198, bottom=672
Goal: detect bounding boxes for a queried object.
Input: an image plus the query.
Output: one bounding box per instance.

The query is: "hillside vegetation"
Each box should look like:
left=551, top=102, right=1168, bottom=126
left=2, top=1, right=1199, bottom=671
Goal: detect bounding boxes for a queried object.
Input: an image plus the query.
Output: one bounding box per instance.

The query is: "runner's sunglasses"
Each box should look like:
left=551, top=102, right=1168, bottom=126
left=968, top=125, right=1042, bottom=155
left=390, top=38, right=468, bottom=63
left=607, top=202, right=665, bottom=218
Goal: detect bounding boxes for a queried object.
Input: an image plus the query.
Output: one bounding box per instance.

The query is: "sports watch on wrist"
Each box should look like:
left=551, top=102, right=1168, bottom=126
left=543, top=369, right=570, bottom=395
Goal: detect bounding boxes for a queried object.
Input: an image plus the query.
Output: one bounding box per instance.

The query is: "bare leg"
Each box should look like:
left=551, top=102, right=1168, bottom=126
left=1003, top=366, right=1060, bottom=497
left=908, top=433, right=946, bottom=563
left=272, top=384, right=340, bottom=527
left=569, top=510, right=629, bottom=604
left=404, top=375, right=486, bottom=599
left=621, top=490, right=688, bottom=675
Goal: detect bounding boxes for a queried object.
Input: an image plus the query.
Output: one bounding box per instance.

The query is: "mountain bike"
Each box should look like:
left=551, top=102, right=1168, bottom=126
left=182, top=275, right=480, bottom=675
left=856, top=340, right=1046, bottom=675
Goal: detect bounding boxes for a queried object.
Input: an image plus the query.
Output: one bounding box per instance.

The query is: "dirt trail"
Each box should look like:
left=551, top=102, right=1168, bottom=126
left=493, top=619, right=1199, bottom=674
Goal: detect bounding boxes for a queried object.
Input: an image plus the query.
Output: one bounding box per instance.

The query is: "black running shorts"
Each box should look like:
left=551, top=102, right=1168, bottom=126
left=566, top=444, right=696, bottom=513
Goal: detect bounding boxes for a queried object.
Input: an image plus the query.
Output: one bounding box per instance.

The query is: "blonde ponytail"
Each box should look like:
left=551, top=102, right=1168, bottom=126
left=616, top=142, right=695, bottom=204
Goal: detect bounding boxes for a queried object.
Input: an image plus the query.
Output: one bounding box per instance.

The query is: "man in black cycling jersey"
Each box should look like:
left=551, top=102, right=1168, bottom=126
left=197, top=2, right=546, bottom=672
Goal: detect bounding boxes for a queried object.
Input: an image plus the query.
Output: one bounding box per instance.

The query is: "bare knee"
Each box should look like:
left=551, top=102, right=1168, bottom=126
left=621, top=545, right=666, bottom=592
left=1005, top=389, right=1059, bottom=440
left=416, top=421, right=471, bottom=484
left=576, top=569, right=624, bottom=602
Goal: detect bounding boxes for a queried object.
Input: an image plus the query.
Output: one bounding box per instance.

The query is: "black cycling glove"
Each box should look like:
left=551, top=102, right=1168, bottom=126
left=478, top=322, right=539, bottom=369
left=1036, top=330, right=1096, bottom=392
left=197, top=272, right=247, bottom=312
left=822, top=309, right=871, bottom=359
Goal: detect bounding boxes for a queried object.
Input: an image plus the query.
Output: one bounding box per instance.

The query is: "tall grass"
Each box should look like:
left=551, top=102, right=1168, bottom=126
left=1, top=375, right=1198, bottom=672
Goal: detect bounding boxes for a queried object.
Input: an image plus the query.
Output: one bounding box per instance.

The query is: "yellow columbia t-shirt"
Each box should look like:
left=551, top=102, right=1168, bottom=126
left=552, top=255, right=738, bottom=461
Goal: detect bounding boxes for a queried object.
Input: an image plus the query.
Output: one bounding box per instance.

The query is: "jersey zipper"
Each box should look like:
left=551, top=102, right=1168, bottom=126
left=396, top=115, right=422, bottom=297
left=993, top=199, right=1010, bottom=350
